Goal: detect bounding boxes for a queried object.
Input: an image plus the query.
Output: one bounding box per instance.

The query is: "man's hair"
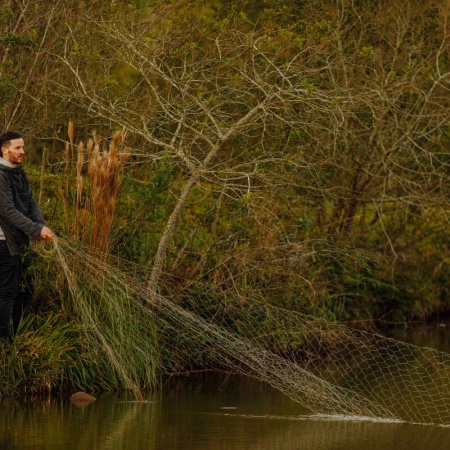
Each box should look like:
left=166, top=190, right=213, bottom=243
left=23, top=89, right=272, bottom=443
left=0, top=131, right=23, bottom=157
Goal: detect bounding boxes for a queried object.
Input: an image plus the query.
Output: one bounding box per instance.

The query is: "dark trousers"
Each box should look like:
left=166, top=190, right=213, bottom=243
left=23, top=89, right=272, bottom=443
left=0, top=241, right=32, bottom=342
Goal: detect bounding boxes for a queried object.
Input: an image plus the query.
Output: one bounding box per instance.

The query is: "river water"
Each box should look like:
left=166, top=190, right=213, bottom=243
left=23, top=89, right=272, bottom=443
left=1, top=322, right=449, bottom=450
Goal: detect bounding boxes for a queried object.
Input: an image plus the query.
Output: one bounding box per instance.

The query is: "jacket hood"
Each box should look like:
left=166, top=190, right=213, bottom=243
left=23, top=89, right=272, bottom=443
left=0, top=158, right=21, bottom=170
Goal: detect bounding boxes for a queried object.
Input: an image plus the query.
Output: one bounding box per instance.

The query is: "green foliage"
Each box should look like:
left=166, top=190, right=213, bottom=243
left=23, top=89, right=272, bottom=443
left=114, top=157, right=175, bottom=264
left=0, top=315, right=81, bottom=398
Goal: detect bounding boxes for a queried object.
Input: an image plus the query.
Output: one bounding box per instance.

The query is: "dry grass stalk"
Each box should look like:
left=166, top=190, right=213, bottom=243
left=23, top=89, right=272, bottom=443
left=66, top=120, right=74, bottom=173
left=86, top=130, right=128, bottom=253
left=63, top=123, right=128, bottom=254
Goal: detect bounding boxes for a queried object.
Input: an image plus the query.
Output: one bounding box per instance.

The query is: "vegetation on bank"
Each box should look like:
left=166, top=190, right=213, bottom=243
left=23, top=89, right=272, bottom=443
left=1, top=0, right=450, bottom=397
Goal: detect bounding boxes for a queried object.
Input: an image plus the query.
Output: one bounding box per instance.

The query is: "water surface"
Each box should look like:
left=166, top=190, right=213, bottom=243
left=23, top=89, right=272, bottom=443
left=1, top=373, right=450, bottom=450
left=1, top=322, right=450, bottom=450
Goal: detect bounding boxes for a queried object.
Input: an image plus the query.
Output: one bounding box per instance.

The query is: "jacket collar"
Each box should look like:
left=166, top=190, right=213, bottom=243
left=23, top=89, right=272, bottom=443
left=0, top=157, right=20, bottom=169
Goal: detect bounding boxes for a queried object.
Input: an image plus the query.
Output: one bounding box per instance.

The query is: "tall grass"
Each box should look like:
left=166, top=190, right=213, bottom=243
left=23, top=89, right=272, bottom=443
left=54, top=124, right=159, bottom=397
left=0, top=314, right=81, bottom=398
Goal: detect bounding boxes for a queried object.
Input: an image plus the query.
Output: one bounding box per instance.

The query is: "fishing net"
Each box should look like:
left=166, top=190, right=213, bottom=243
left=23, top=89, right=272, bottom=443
left=38, top=237, right=450, bottom=426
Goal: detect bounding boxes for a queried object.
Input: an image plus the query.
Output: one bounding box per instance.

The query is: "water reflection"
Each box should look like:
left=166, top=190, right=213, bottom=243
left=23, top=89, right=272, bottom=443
left=0, top=393, right=159, bottom=450
left=1, top=374, right=450, bottom=450
left=1, top=322, right=450, bottom=449
left=390, top=321, right=450, bottom=352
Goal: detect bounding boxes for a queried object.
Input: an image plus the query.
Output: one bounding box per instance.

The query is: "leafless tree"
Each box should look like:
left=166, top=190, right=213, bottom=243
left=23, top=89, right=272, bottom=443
left=3, top=0, right=450, bottom=311
left=54, top=7, right=354, bottom=295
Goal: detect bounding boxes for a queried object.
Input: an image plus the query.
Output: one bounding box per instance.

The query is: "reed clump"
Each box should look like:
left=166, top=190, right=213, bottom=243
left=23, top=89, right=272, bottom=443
left=56, top=124, right=159, bottom=397
left=0, top=310, right=141, bottom=398
left=63, top=121, right=129, bottom=253
left=0, top=314, right=81, bottom=398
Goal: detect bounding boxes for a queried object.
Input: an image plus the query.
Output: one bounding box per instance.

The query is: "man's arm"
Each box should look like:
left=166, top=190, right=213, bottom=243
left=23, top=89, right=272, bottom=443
left=28, top=186, right=53, bottom=240
left=28, top=195, right=45, bottom=225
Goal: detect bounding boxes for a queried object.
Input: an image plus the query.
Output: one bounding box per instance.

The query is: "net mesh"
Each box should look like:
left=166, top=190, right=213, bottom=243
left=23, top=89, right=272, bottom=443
left=38, top=237, right=450, bottom=426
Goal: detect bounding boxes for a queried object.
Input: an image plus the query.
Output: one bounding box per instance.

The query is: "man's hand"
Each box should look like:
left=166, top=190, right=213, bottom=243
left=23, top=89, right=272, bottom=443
left=40, top=226, right=54, bottom=240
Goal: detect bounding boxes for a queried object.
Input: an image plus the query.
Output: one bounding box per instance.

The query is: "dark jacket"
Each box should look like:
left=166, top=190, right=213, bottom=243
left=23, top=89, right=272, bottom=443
left=0, top=163, right=45, bottom=255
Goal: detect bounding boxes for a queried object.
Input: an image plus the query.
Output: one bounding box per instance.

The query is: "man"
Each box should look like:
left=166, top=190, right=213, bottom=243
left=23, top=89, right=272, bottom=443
left=0, top=131, right=53, bottom=344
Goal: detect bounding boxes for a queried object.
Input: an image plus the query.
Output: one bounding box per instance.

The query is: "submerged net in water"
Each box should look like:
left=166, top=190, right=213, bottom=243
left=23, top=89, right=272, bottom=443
left=38, top=237, right=450, bottom=426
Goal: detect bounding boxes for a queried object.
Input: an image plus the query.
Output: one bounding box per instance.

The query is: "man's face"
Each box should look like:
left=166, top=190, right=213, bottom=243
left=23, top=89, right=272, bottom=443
left=2, top=138, right=25, bottom=165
